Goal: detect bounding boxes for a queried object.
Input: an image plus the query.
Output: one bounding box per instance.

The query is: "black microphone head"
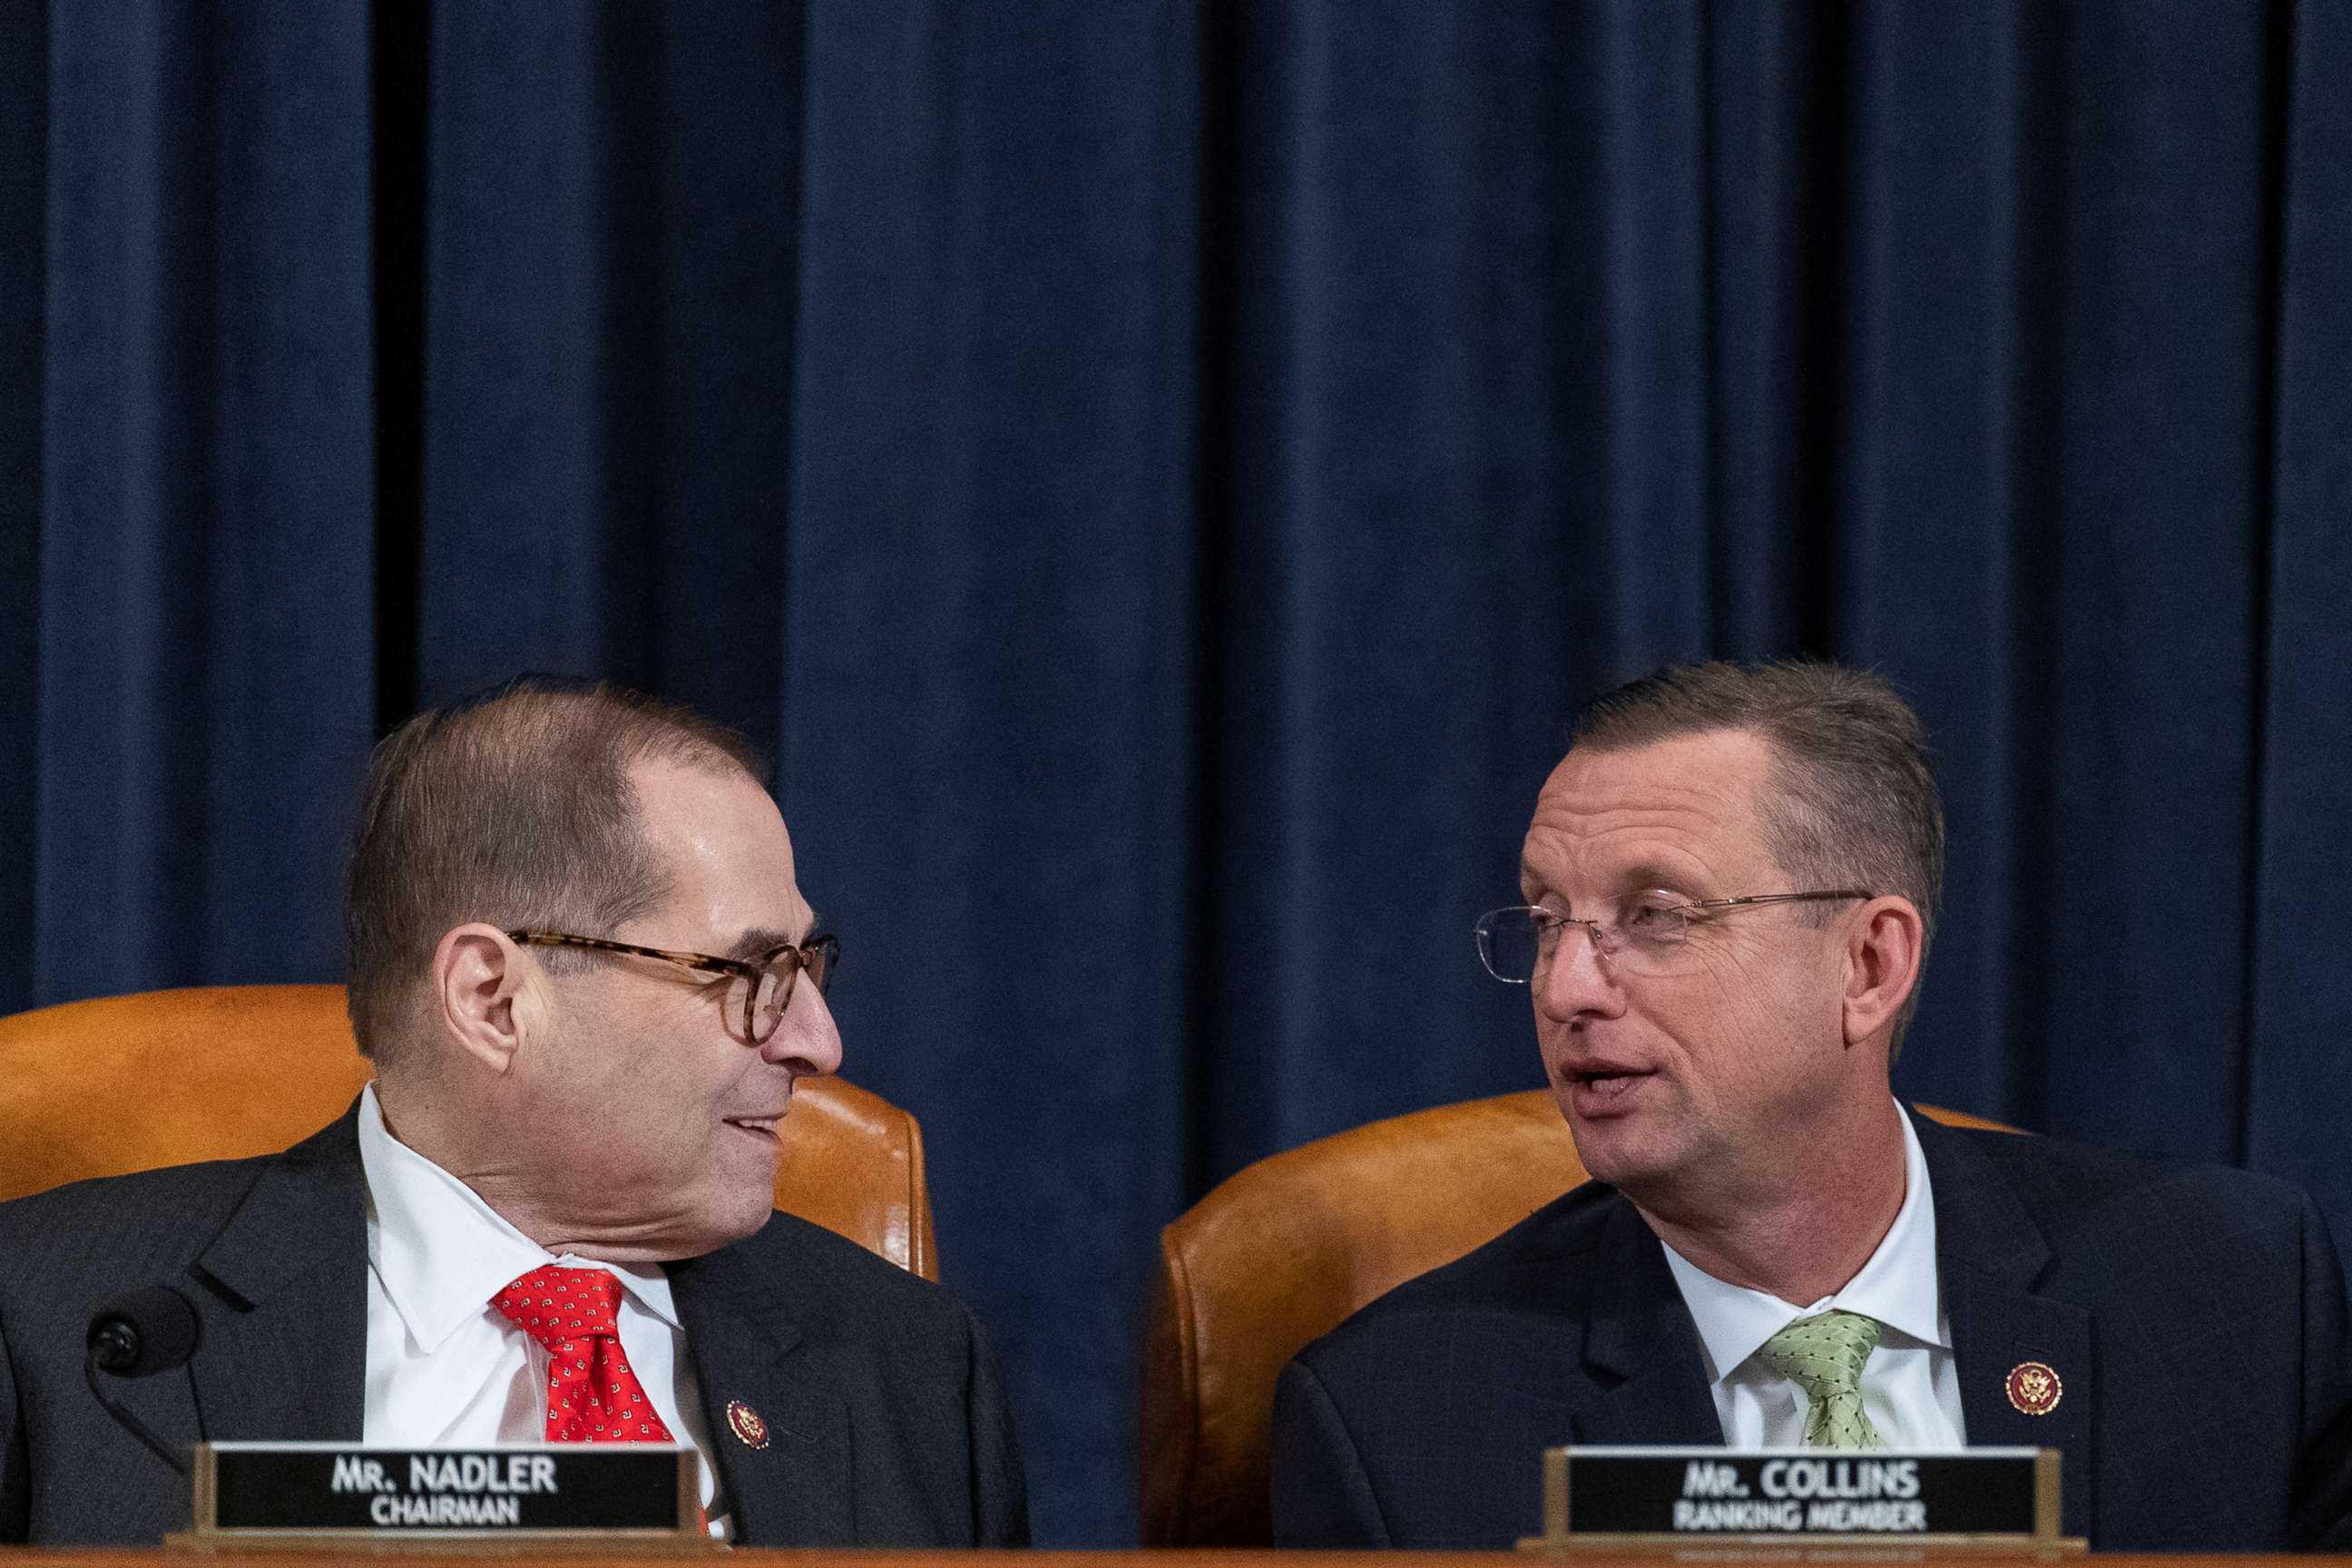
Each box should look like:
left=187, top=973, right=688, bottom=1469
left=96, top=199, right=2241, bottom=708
left=87, top=1286, right=201, bottom=1377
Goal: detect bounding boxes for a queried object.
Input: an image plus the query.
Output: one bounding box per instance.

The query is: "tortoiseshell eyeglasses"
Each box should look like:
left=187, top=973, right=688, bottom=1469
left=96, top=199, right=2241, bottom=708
left=506, top=929, right=838, bottom=1045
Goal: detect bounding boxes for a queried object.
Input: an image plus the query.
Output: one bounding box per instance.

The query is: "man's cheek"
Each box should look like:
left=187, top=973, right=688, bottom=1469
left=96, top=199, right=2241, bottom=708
left=1699, top=919, right=1789, bottom=974
left=1686, top=948, right=1770, bottom=1010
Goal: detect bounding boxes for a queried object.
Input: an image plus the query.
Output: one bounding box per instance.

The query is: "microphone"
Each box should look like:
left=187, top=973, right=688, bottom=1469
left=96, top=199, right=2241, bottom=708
left=85, top=1287, right=201, bottom=1476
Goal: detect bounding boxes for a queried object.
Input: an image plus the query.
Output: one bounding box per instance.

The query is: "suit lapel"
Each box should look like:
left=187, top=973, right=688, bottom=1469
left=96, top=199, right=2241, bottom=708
left=671, top=1250, right=853, bottom=1546
left=169, top=1101, right=859, bottom=1545
left=184, top=1107, right=370, bottom=1444
left=1573, top=1196, right=1726, bottom=1446
left=1916, top=1116, right=2095, bottom=1538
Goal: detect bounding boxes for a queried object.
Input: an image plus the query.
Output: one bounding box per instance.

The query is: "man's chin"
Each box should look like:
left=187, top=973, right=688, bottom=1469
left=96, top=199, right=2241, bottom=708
left=638, top=1199, right=773, bottom=1263
left=701, top=1178, right=783, bottom=1247
left=1557, top=1102, right=1678, bottom=1194
left=580, top=1171, right=779, bottom=1262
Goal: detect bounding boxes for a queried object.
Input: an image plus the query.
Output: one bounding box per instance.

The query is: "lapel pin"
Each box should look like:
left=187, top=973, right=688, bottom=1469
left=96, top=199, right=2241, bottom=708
left=2005, top=1360, right=2062, bottom=1416
left=726, top=1399, right=770, bottom=1450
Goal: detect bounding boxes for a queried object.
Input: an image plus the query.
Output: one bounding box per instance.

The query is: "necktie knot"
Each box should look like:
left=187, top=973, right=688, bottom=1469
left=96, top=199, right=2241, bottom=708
left=1758, top=1309, right=1884, bottom=1448
left=491, top=1265, right=674, bottom=1445
left=492, top=1265, right=623, bottom=1348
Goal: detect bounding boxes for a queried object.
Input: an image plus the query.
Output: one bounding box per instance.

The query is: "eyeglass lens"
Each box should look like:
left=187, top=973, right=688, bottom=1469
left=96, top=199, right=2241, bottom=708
left=1475, top=906, right=1694, bottom=983
left=1477, top=909, right=1545, bottom=983
left=747, top=939, right=838, bottom=1041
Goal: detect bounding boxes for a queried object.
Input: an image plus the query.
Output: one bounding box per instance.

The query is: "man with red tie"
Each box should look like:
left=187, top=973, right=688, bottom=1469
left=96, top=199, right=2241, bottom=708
left=0, top=677, right=1027, bottom=1546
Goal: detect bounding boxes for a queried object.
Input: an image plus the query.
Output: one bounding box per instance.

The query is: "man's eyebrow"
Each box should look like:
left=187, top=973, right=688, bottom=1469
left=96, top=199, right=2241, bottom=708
left=1616, top=864, right=1703, bottom=896
left=725, top=925, right=809, bottom=961
left=1516, top=861, right=1702, bottom=897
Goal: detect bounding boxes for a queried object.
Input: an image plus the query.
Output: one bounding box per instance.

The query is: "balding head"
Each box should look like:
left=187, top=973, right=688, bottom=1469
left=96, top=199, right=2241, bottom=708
left=343, top=677, right=764, bottom=1066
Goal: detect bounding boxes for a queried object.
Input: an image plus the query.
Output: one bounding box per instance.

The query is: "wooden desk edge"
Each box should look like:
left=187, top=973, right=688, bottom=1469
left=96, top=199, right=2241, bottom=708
left=3, top=1553, right=2347, bottom=1567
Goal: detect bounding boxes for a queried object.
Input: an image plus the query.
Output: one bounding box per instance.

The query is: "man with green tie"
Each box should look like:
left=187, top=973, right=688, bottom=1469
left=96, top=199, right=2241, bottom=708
left=1271, top=660, right=2352, bottom=1549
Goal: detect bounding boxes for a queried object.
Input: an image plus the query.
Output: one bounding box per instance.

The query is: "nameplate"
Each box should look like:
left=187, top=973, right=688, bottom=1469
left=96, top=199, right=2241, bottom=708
left=1525, top=1447, right=2076, bottom=1551
left=181, top=1443, right=703, bottom=1548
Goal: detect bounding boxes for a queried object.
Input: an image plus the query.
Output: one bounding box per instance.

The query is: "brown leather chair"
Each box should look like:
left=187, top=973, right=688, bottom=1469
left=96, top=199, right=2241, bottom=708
left=0, top=984, right=937, bottom=1279
left=1139, top=1086, right=2019, bottom=1545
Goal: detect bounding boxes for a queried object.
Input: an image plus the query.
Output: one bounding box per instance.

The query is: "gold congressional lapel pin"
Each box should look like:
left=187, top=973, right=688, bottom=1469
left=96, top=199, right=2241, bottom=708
left=726, top=1399, right=771, bottom=1449
left=2005, top=1360, right=2063, bottom=1416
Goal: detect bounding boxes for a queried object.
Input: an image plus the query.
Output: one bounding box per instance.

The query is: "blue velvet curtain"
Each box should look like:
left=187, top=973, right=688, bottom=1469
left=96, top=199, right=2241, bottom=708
left=3, top=1, right=2347, bottom=1544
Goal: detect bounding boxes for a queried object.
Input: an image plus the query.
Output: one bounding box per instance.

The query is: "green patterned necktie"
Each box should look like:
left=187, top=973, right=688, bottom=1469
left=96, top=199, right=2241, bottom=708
left=1758, top=1309, right=1884, bottom=1448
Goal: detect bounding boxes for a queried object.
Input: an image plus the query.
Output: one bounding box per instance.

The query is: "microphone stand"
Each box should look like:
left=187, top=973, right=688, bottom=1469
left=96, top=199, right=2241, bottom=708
left=84, top=1338, right=189, bottom=1477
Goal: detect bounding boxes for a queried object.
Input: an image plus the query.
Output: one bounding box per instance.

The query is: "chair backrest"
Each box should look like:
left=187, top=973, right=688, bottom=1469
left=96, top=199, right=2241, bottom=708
left=0, top=985, right=937, bottom=1279
left=1138, top=1087, right=2018, bottom=1545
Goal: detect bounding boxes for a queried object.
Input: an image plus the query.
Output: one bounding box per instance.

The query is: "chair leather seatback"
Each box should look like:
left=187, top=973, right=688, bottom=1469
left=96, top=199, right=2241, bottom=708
left=1139, top=1086, right=2017, bottom=1545
left=0, top=984, right=937, bottom=1279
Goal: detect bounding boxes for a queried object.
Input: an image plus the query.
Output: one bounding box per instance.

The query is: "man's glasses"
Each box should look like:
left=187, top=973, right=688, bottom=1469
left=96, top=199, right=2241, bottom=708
left=507, top=929, right=838, bottom=1045
left=1474, top=890, right=1872, bottom=982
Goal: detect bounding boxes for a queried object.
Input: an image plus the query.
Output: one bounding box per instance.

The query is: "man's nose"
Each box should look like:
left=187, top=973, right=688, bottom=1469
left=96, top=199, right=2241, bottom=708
left=1534, top=922, right=1626, bottom=1024
left=762, top=979, right=844, bottom=1076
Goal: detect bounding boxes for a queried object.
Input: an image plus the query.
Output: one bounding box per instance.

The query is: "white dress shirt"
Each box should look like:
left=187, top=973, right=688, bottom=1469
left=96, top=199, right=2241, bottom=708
left=356, top=1084, right=729, bottom=1535
left=1659, top=1103, right=1968, bottom=1449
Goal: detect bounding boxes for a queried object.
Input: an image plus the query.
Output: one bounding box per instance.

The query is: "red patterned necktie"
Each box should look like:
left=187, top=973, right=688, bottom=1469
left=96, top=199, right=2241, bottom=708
left=491, top=1266, right=677, bottom=1444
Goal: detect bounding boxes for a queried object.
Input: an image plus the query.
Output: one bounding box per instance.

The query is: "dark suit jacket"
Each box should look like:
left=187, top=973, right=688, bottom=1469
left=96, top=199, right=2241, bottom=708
left=0, top=1106, right=1028, bottom=1546
left=1273, top=1113, right=2352, bottom=1550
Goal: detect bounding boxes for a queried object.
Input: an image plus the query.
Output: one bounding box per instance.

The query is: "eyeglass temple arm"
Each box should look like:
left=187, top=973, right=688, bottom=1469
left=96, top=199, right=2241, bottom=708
left=1700, top=889, right=1876, bottom=909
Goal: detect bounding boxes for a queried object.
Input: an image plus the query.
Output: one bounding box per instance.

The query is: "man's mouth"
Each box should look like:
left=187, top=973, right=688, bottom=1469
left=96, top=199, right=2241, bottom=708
left=723, top=1114, right=783, bottom=1142
left=1561, top=1064, right=1654, bottom=1115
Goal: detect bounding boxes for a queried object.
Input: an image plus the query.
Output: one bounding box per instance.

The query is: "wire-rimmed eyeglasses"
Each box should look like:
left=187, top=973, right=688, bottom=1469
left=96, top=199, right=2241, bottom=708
left=1473, top=890, right=1872, bottom=982
left=507, top=929, right=838, bottom=1044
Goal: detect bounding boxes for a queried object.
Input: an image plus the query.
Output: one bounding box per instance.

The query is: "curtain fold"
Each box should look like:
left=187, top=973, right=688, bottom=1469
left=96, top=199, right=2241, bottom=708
left=20, top=1, right=376, bottom=1006
left=782, top=8, right=1208, bottom=1527
left=416, top=4, right=805, bottom=741
left=0, top=0, right=46, bottom=1012
left=2, top=0, right=2346, bottom=1544
left=2246, top=0, right=2352, bottom=1212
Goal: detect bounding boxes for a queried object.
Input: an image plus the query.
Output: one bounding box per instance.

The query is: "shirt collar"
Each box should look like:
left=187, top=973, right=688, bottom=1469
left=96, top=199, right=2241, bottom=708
left=1660, top=1102, right=1946, bottom=1384
left=357, top=1083, right=680, bottom=1354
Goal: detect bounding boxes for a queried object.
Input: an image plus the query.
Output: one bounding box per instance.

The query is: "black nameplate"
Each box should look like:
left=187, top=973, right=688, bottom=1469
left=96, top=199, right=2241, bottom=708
left=1532, top=1446, right=2067, bottom=1546
left=190, top=1443, right=698, bottom=1539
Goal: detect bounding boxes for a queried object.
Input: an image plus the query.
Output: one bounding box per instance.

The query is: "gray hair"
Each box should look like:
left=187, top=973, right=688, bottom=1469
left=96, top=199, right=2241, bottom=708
left=1572, top=660, right=1944, bottom=1055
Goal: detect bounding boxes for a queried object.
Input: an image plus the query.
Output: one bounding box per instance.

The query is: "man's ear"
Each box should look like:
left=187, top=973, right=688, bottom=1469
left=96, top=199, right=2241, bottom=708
left=1842, top=897, right=1924, bottom=1049
left=430, top=924, right=539, bottom=1074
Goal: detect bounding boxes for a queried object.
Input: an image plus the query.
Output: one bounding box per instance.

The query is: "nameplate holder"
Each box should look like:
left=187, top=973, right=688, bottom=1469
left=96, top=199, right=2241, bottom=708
left=170, top=1443, right=710, bottom=1553
left=1521, top=1446, right=2082, bottom=1554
